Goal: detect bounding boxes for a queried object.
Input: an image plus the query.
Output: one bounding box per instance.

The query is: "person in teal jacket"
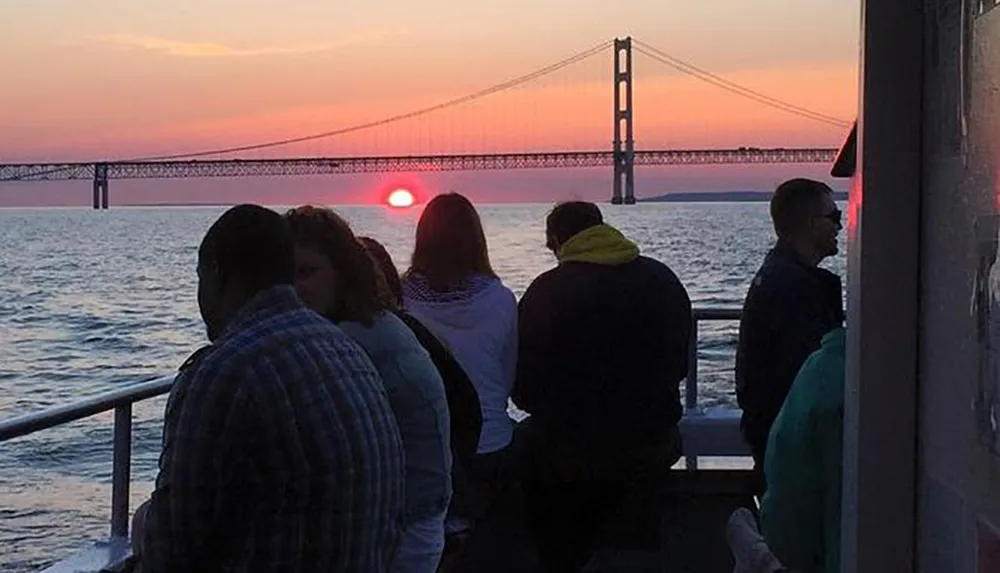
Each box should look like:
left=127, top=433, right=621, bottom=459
left=759, top=327, right=845, bottom=573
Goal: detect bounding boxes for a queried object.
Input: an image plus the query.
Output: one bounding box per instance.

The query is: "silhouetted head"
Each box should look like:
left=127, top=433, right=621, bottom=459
left=359, top=236, right=404, bottom=307
left=545, top=201, right=604, bottom=254
left=407, top=192, right=496, bottom=290
left=284, top=206, right=396, bottom=325
left=770, top=178, right=842, bottom=265
left=197, top=204, right=295, bottom=341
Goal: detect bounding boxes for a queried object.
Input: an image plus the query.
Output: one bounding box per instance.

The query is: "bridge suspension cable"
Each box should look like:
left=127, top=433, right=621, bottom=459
left=633, top=39, right=851, bottom=128
left=128, top=40, right=614, bottom=162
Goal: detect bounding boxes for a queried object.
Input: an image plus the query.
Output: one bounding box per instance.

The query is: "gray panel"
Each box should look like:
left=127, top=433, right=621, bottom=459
left=919, top=2, right=1000, bottom=571
left=920, top=478, right=972, bottom=573
left=970, top=4, right=1000, bottom=456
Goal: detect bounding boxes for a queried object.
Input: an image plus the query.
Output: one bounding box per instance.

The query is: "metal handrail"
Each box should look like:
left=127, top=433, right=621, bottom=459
left=0, top=376, right=173, bottom=442
left=0, top=307, right=743, bottom=541
left=687, top=307, right=742, bottom=411
left=0, top=375, right=174, bottom=539
left=684, top=307, right=742, bottom=468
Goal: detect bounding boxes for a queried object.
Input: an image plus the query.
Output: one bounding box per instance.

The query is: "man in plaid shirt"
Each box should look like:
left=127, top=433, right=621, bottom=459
left=132, top=204, right=405, bottom=572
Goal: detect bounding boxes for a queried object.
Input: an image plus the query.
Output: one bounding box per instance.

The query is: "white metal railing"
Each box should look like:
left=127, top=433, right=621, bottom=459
left=0, top=376, right=173, bottom=540
left=685, top=307, right=741, bottom=410
left=0, top=306, right=744, bottom=567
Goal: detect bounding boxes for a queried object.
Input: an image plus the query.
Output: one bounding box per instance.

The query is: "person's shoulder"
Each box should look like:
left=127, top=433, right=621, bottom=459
left=374, top=309, right=414, bottom=335
left=216, top=306, right=343, bottom=369
left=169, top=342, right=245, bottom=406
left=177, top=345, right=213, bottom=374
left=785, top=338, right=845, bottom=412
left=260, top=303, right=332, bottom=333
left=258, top=316, right=377, bottom=384
left=397, top=309, right=429, bottom=336
left=634, top=255, right=682, bottom=279
left=171, top=345, right=222, bottom=395
left=807, top=332, right=847, bottom=409
left=757, top=249, right=813, bottom=286
left=528, top=264, right=562, bottom=285
left=483, top=277, right=518, bottom=305
left=363, top=311, right=427, bottom=353
left=629, top=256, right=688, bottom=295
left=518, top=265, right=570, bottom=307
left=180, top=339, right=240, bottom=380
left=745, top=254, right=808, bottom=302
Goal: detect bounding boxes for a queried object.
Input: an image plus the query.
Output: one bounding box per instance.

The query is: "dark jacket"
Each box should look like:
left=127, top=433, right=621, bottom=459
left=513, top=225, right=692, bottom=455
left=735, top=243, right=844, bottom=467
left=396, top=310, right=483, bottom=466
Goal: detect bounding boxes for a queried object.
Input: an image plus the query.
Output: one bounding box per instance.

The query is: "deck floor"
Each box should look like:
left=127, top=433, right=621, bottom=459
left=452, top=470, right=756, bottom=572
left=40, top=471, right=755, bottom=573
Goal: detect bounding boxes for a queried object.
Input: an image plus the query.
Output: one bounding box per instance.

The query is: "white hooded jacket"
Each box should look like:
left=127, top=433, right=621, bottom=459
left=403, top=274, right=517, bottom=454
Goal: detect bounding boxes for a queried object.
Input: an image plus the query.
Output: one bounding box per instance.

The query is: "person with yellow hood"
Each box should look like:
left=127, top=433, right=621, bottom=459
left=512, top=201, right=693, bottom=572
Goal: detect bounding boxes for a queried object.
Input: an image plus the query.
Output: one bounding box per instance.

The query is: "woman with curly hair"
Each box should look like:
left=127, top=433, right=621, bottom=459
left=284, top=205, right=452, bottom=573
left=358, top=236, right=483, bottom=466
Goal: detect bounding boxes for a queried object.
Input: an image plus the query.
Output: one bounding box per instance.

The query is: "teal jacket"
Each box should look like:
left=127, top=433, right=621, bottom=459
left=340, top=312, right=453, bottom=521
left=760, top=327, right=845, bottom=573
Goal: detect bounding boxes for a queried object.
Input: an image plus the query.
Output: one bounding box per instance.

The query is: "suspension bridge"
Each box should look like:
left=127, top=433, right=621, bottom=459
left=0, top=37, right=850, bottom=208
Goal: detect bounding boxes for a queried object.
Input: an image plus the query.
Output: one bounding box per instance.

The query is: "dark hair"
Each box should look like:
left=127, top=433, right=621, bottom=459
left=283, top=206, right=396, bottom=325
left=359, top=236, right=404, bottom=307
left=770, top=178, right=834, bottom=238
left=199, top=204, right=295, bottom=291
left=406, top=192, right=496, bottom=290
left=546, top=201, right=604, bottom=250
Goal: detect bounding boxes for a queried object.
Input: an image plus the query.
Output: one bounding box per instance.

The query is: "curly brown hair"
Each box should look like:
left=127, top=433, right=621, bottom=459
left=284, top=206, right=397, bottom=326
left=359, top=236, right=404, bottom=307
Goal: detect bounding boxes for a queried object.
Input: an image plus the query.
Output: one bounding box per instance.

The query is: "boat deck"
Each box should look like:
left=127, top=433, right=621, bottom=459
left=15, top=405, right=755, bottom=573
left=454, top=468, right=755, bottom=573
left=38, top=469, right=754, bottom=573
left=0, top=308, right=749, bottom=573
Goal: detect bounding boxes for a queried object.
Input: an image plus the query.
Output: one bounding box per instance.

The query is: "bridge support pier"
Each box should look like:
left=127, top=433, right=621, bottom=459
left=612, top=37, right=635, bottom=205
left=92, top=163, right=109, bottom=210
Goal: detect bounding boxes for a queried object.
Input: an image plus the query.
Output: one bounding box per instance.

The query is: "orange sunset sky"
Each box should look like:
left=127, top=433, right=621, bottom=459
left=0, top=0, right=860, bottom=206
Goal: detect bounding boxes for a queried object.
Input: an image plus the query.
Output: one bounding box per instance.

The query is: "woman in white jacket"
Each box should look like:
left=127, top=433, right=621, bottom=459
left=401, top=193, right=518, bottom=535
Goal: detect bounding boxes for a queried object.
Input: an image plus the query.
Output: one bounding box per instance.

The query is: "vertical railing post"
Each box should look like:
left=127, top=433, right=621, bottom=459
left=685, top=316, right=699, bottom=412
left=110, top=404, right=132, bottom=538
left=685, top=315, right=699, bottom=469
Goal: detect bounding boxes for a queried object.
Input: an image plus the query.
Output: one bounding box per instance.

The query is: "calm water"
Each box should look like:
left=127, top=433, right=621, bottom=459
left=0, top=203, right=844, bottom=571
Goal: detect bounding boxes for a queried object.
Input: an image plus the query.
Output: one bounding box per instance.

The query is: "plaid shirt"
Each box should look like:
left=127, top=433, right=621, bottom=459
left=140, top=286, right=405, bottom=573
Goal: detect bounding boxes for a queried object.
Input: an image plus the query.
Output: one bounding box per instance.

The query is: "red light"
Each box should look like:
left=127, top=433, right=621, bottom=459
left=386, top=188, right=415, bottom=208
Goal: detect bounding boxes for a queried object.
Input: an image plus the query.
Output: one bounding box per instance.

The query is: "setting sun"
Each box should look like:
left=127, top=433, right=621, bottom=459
left=386, top=188, right=415, bottom=208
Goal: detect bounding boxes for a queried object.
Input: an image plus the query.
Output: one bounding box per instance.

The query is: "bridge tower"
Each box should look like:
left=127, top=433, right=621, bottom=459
left=92, top=163, right=109, bottom=210
left=611, top=37, right=635, bottom=205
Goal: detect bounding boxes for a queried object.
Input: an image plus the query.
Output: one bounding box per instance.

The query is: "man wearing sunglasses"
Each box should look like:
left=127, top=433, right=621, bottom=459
left=735, top=178, right=845, bottom=496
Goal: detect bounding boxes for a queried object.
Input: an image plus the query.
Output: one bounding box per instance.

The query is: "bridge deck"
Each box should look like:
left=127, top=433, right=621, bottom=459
left=0, top=148, right=837, bottom=182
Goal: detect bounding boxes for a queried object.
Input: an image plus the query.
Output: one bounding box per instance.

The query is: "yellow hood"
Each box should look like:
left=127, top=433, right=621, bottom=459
left=557, top=224, right=640, bottom=265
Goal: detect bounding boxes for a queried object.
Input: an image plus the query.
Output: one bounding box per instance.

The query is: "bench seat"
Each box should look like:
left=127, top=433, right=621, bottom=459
left=40, top=537, right=132, bottom=573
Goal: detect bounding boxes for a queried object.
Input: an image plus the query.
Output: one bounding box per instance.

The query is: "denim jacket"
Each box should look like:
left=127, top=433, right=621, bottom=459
left=340, top=312, right=453, bottom=521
